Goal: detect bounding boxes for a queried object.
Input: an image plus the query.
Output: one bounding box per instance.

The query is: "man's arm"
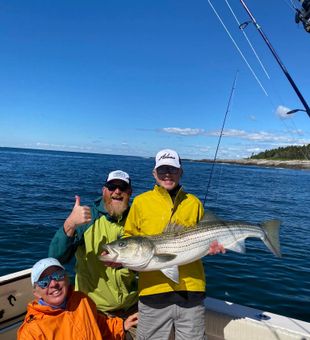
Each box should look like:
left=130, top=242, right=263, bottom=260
left=48, top=195, right=93, bottom=263
left=48, top=226, right=84, bottom=263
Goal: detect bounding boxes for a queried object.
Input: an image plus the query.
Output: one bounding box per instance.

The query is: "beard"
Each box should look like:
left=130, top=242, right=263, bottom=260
left=104, top=198, right=128, bottom=219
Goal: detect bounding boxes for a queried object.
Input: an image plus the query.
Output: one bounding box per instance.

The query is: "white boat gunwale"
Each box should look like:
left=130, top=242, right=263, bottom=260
left=1, top=269, right=310, bottom=340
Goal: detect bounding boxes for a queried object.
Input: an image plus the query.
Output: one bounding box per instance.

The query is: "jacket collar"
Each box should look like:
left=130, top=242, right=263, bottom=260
left=154, top=185, right=187, bottom=220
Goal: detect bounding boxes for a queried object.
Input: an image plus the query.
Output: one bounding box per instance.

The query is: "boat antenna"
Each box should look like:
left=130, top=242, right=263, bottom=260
left=239, top=0, right=310, bottom=119
left=203, top=71, right=238, bottom=208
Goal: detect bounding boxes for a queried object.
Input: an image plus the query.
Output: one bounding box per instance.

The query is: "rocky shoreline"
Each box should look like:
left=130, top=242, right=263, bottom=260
left=195, top=159, right=310, bottom=170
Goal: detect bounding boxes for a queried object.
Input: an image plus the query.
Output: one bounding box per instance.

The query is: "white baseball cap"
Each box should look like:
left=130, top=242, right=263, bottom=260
left=31, top=258, right=65, bottom=286
left=155, top=149, right=181, bottom=169
left=106, top=170, right=131, bottom=185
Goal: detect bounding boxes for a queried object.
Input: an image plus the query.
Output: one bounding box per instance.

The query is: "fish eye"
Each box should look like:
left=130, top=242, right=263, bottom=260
left=118, top=240, right=127, bottom=247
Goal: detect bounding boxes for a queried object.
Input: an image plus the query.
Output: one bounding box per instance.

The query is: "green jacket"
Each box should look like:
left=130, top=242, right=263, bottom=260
left=48, top=197, right=138, bottom=312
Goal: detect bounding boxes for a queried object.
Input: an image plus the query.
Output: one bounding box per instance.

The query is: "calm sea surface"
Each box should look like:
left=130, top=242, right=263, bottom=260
left=0, top=147, right=309, bottom=322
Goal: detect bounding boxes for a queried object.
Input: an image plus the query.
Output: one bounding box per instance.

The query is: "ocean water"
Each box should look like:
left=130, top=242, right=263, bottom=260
left=0, top=147, right=309, bottom=322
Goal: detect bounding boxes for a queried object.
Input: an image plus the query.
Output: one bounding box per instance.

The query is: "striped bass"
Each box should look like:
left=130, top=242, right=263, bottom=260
left=100, top=212, right=281, bottom=283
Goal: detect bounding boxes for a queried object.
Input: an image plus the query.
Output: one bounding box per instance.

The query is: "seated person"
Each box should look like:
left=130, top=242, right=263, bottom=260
left=18, top=257, right=138, bottom=340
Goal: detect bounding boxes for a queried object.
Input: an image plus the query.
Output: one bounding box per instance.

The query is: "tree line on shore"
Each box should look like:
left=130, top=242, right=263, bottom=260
left=249, top=144, right=310, bottom=160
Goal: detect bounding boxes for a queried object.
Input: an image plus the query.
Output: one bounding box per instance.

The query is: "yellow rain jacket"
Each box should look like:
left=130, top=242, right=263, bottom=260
left=124, top=185, right=205, bottom=296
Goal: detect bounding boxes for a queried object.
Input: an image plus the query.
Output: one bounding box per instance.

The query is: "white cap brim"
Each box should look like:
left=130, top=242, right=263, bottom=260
left=31, top=258, right=65, bottom=285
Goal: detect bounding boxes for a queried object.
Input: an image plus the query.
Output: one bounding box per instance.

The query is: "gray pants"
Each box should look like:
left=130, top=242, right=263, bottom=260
left=137, top=301, right=206, bottom=340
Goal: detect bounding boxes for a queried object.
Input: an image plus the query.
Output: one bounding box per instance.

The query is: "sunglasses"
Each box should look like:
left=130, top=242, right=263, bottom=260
left=105, top=182, right=130, bottom=192
left=156, top=166, right=180, bottom=175
left=35, top=269, right=66, bottom=289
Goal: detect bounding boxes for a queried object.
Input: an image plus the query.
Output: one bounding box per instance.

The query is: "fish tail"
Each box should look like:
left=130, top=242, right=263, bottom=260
left=261, top=220, right=281, bottom=257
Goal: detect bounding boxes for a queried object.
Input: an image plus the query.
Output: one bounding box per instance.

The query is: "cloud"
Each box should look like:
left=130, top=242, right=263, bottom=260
left=223, top=129, right=247, bottom=137
left=275, top=105, right=293, bottom=118
left=246, top=147, right=264, bottom=153
left=157, top=126, right=310, bottom=160
left=160, top=126, right=309, bottom=144
left=208, top=129, right=308, bottom=143
left=35, top=142, right=92, bottom=151
left=243, top=132, right=308, bottom=143
left=161, top=127, right=205, bottom=136
left=91, top=140, right=103, bottom=144
left=288, top=129, right=304, bottom=136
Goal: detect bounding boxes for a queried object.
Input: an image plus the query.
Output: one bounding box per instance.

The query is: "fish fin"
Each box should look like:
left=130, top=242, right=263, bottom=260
left=162, top=223, right=186, bottom=234
left=261, top=220, right=281, bottom=257
left=160, top=266, right=179, bottom=284
left=153, top=253, right=177, bottom=262
left=225, top=240, right=246, bottom=253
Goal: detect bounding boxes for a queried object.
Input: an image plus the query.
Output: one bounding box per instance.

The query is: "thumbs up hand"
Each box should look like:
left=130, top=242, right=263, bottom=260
left=74, top=195, right=81, bottom=208
left=71, top=195, right=91, bottom=225
left=64, top=195, right=92, bottom=237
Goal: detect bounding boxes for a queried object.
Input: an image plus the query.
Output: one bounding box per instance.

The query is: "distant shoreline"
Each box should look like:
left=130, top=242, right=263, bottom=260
left=194, top=159, right=310, bottom=170
left=1, top=147, right=310, bottom=170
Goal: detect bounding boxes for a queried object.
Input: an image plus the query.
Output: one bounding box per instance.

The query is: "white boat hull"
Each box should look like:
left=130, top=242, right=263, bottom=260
left=0, top=269, right=32, bottom=340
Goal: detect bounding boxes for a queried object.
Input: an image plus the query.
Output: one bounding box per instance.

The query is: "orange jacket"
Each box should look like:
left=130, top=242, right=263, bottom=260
left=17, top=287, right=125, bottom=340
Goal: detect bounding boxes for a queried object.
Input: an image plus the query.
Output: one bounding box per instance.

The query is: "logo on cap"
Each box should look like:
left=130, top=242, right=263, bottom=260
left=159, top=153, right=176, bottom=161
left=155, top=149, right=181, bottom=169
left=106, top=170, right=130, bottom=184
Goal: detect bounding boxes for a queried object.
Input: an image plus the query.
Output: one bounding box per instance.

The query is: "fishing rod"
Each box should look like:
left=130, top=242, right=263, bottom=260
left=239, top=0, right=310, bottom=119
left=203, top=71, right=238, bottom=207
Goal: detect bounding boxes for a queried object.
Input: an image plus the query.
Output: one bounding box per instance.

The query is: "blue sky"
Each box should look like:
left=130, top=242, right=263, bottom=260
left=0, top=0, right=309, bottom=159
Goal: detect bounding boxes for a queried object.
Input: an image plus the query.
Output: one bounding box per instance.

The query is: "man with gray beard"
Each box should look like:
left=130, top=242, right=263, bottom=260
left=48, top=170, right=138, bottom=339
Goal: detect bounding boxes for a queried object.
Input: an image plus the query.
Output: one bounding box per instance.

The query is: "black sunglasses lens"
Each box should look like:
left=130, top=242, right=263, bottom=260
left=157, top=166, right=179, bottom=174
left=106, top=183, right=129, bottom=191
